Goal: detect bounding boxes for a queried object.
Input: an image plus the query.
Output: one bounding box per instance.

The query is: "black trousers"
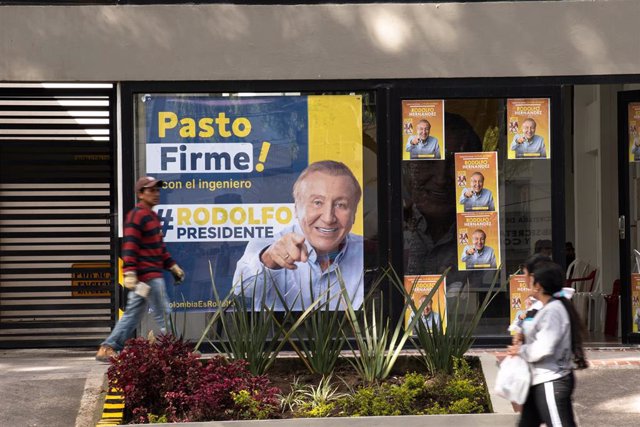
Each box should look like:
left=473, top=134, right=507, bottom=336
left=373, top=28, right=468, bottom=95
left=518, top=372, right=576, bottom=427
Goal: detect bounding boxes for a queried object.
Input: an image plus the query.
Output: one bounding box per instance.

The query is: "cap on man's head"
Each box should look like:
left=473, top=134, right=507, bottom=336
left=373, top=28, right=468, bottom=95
left=135, top=176, right=164, bottom=193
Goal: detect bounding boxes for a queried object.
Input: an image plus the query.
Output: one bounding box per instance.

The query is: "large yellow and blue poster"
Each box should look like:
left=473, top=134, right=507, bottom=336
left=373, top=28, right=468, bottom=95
left=141, top=95, right=363, bottom=311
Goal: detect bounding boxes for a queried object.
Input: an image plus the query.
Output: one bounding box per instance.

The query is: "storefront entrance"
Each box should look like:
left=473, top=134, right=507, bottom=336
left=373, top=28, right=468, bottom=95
left=617, top=90, right=640, bottom=344
left=0, top=84, right=117, bottom=348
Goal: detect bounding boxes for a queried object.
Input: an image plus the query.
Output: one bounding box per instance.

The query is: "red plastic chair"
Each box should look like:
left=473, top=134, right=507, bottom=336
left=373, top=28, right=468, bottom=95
left=565, top=269, right=597, bottom=293
left=604, top=279, right=621, bottom=337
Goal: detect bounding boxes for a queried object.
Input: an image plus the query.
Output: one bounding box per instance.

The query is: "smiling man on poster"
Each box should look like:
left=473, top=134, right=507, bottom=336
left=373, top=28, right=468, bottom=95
left=461, top=229, right=497, bottom=269
left=233, top=160, right=363, bottom=310
left=459, top=172, right=495, bottom=212
left=405, top=119, right=441, bottom=159
left=510, top=118, right=547, bottom=158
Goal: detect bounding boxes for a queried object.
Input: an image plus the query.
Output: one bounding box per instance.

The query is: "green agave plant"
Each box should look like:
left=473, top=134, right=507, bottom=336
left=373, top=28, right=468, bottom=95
left=284, top=271, right=348, bottom=375
left=195, top=262, right=324, bottom=375
left=398, top=267, right=507, bottom=375
left=339, top=267, right=438, bottom=383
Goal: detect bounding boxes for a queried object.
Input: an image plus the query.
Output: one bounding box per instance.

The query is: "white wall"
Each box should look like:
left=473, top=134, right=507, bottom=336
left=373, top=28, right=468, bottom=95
left=0, top=2, right=639, bottom=81
left=573, top=85, right=622, bottom=294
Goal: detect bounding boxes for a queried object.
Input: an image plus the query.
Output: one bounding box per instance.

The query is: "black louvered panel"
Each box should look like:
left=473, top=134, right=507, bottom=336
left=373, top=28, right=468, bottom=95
left=0, top=86, right=116, bottom=348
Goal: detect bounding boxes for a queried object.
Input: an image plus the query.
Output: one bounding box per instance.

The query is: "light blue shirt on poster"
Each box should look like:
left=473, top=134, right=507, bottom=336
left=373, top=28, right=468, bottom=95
left=406, top=136, right=441, bottom=159
left=408, top=310, right=441, bottom=331
left=232, top=223, right=364, bottom=311
left=461, top=245, right=497, bottom=269
left=632, top=140, right=640, bottom=161
left=510, top=134, right=547, bottom=158
left=458, top=188, right=495, bottom=212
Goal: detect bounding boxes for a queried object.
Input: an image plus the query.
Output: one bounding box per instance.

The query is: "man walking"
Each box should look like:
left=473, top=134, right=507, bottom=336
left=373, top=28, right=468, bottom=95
left=96, top=176, right=184, bottom=362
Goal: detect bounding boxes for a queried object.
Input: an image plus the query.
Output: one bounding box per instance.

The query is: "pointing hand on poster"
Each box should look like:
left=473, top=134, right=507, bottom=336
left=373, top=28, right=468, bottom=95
left=260, top=232, right=309, bottom=270
left=233, top=160, right=365, bottom=311
left=466, top=247, right=476, bottom=256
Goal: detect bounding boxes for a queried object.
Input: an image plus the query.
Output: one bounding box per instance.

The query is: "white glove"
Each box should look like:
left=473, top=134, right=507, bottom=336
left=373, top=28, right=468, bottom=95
left=170, top=264, right=185, bottom=284
left=123, top=272, right=137, bottom=290
left=134, top=281, right=150, bottom=298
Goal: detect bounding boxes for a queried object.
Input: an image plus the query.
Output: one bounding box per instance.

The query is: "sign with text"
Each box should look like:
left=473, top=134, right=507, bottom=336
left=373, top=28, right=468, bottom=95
left=401, top=100, right=445, bottom=161
left=456, top=211, right=501, bottom=271
left=507, top=98, right=551, bottom=159
left=509, top=275, right=530, bottom=335
left=403, top=275, right=447, bottom=333
left=71, top=263, right=111, bottom=297
left=139, top=95, right=364, bottom=311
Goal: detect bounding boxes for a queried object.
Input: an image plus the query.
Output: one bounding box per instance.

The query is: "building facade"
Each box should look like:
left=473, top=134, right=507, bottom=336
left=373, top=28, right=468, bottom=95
left=1, top=1, right=639, bottom=347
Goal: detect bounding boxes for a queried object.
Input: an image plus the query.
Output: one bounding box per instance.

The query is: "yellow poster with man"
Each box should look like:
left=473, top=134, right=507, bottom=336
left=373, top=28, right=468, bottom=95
left=403, top=275, right=447, bottom=333
left=632, top=274, right=640, bottom=333
left=628, top=103, right=640, bottom=163
left=456, top=211, right=500, bottom=271
left=401, top=100, right=445, bottom=161
left=507, top=98, right=551, bottom=159
left=509, top=275, right=531, bottom=335
left=455, top=152, right=498, bottom=214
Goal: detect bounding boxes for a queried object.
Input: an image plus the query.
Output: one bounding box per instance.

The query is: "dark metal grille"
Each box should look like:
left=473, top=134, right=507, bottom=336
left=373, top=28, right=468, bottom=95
left=0, top=85, right=116, bottom=348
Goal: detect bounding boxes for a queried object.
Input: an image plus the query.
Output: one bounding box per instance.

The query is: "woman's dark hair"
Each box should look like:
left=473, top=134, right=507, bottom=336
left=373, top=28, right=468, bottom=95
left=533, top=262, right=588, bottom=369
left=523, top=253, right=552, bottom=275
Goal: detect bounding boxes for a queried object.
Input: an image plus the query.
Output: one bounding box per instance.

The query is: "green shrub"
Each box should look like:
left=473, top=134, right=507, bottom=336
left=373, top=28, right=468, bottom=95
left=146, top=414, right=169, bottom=424
left=300, top=401, right=336, bottom=418
left=447, top=397, right=484, bottom=414
left=340, top=372, right=427, bottom=416
left=231, top=390, right=275, bottom=420
left=338, top=358, right=490, bottom=417
left=423, top=403, right=447, bottom=415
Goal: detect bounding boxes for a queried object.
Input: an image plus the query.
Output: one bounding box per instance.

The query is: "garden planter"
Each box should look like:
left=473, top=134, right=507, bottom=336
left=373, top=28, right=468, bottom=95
left=104, top=352, right=517, bottom=426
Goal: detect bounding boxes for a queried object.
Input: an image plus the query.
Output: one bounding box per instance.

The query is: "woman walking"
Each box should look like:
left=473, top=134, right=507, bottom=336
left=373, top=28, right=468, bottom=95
left=508, top=261, right=588, bottom=427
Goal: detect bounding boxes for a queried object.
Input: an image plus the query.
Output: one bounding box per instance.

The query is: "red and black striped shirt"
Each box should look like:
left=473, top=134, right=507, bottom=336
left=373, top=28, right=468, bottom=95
left=122, top=202, right=175, bottom=282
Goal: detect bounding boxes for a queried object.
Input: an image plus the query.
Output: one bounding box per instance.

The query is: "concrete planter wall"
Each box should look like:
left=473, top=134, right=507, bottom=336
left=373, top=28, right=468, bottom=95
left=136, top=354, right=517, bottom=426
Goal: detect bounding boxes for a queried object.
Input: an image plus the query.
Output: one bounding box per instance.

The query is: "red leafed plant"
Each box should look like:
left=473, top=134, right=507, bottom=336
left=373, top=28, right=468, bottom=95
left=107, top=334, right=281, bottom=423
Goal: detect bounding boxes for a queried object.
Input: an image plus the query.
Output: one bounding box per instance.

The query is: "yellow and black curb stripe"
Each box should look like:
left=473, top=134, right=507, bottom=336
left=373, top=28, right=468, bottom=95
left=96, top=387, right=124, bottom=426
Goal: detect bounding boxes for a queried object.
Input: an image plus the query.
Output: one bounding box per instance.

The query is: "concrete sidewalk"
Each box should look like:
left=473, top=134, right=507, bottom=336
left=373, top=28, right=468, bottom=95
left=0, top=347, right=638, bottom=427
left=473, top=347, right=640, bottom=426
left=0, top=348, right=107, bottom=427
left=573, top=348, right=640, bottom=426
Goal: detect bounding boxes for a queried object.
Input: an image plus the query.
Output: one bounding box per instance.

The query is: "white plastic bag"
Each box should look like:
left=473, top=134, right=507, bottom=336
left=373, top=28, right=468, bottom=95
left=494, top=355, right=531, bottom=405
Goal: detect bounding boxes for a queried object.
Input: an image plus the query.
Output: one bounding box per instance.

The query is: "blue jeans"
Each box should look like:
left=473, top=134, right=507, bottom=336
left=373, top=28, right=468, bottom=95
left=101, top=277, right=171, bottom=351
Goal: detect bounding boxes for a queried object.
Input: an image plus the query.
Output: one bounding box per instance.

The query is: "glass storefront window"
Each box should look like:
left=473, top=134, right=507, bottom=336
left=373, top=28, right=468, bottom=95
left=401, top=98, right=552, bottom=337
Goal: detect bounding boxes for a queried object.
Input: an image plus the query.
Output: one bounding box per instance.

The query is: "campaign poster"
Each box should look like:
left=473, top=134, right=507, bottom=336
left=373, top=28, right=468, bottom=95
left=628, top=103, right=640, bottom=163
left=509, top=275, right=530, bottom=335
left=140, top=95, right=364, bottom=311
left=403, top=275, right=447, bottom=333
left=455, top=152, right=498, bottom=214
left=456, top=211, right=500, bottom=271
left=401, top=100, right=445, bottom=161
left=632, top=274, right=640, bottom=333
left=507, top=98, right=551, bottom=159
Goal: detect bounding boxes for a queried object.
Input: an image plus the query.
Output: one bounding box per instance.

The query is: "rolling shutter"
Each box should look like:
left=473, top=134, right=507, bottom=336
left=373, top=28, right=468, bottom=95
left=0, top=84, right=116, bottom=348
